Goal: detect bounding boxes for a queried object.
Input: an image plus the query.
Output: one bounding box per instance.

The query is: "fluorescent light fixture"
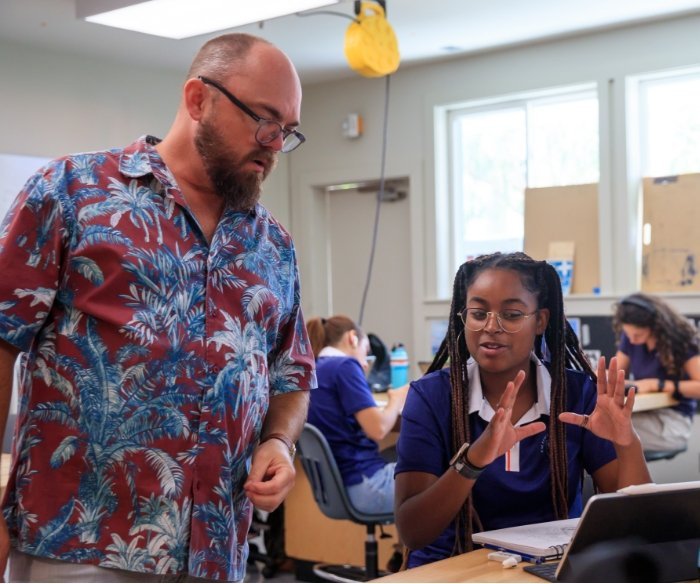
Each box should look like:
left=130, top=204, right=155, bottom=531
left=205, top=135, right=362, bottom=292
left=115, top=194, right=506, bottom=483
left=77, top=0, right=340, bottom=40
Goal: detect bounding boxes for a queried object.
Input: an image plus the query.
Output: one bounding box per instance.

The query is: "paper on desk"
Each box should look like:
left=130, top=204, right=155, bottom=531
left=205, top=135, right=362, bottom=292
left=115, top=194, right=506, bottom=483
left=617, top=480, right=700, bottom=495
left=472, top=518, right=579, bottom=557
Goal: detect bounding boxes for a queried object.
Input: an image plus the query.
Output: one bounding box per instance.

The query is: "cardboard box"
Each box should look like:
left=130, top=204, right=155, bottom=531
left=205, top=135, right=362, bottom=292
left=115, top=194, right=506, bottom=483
left=642, top=174, right=700, bottom=292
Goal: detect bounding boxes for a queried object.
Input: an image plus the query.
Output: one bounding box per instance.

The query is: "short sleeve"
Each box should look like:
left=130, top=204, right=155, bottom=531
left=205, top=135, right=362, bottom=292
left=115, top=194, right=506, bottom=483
left=335, top=358, right=377, bottom=416
left=0, top=162, right=68, bottom=352
left=395, top=374, right=452, bottom=477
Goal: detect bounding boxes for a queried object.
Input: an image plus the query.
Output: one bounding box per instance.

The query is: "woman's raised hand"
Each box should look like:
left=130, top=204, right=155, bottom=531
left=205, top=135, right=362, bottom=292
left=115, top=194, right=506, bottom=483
left=559, top=356, right=636, bottom=447
left=468, top=370, right=546, bottom=467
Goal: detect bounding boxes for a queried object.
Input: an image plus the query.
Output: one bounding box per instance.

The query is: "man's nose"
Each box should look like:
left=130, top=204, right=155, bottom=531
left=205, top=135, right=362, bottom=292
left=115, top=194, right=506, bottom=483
left=265, top=132, right=285, bottom=152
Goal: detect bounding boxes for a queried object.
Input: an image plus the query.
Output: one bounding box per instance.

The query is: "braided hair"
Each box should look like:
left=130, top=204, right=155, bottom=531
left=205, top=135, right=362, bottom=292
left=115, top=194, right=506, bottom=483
left=427, top=252, right=594, bottom=554
left=612, top=293, right=699, bottom=378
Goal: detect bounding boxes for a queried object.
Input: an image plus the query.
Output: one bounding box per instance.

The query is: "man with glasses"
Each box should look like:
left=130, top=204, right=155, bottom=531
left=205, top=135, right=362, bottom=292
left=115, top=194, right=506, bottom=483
left=0, top=33, right=316, bottom=582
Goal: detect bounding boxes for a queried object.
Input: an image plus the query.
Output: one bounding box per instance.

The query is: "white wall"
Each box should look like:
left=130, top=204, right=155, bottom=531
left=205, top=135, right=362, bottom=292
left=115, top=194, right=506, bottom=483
left=0, top=39, right=292, bottom=227
left=293, top=13, right=700, bottom=364
left=9, top=16, right=700, bottom=363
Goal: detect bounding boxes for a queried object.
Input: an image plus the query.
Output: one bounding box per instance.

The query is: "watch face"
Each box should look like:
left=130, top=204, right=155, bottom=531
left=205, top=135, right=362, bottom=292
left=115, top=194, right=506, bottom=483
left=449, top=442, right=470, bottom=466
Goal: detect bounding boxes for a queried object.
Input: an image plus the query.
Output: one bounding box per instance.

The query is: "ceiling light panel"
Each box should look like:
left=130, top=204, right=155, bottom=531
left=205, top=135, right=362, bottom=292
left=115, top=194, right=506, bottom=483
left=77, top=0, right=340, bottom=40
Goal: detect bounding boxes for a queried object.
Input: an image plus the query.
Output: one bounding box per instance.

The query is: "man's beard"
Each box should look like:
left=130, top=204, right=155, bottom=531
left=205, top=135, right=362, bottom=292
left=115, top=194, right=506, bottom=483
left=194, top=118, right=276, bottom=211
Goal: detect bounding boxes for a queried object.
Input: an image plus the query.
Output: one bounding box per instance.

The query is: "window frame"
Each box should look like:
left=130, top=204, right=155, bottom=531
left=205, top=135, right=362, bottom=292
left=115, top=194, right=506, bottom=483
left=435, top=83, right=599, bottom=298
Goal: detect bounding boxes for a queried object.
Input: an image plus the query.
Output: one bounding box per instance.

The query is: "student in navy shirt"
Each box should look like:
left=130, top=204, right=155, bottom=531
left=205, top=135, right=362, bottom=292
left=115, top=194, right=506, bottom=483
left=307, top=316, right=408, bottom=513
left=395, top=252, right=651, bottom=568
left=613, top=293, right=700, bottom=452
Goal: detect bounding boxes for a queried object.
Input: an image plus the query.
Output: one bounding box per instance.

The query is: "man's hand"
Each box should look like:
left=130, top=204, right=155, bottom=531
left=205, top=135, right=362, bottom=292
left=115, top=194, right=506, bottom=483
left=243, top=438, right=296, bottom=512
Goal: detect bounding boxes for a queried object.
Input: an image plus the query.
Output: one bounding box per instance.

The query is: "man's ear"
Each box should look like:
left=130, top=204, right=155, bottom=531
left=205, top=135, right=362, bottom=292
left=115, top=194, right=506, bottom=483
left=536, top=308, right=550, bottom=335
left=183, top=77, right=208, bottom=121
left=347, top=331, right=359, bottom=349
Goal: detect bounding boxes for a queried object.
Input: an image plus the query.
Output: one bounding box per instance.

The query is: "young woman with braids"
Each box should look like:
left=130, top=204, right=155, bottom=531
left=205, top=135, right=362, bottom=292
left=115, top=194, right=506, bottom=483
left=394, top=252, right=650, bottom=567
left=613, top=293, right=700, bottom=452
left=306, top=316, right=408, bottom=513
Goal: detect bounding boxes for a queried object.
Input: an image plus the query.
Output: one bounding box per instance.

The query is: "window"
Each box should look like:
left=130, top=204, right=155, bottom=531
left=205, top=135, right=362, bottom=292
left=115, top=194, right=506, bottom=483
left=639, top=69, right=700, bottom=177
left=635, top=68, right=700, bottom=293
left=437, top=86, right=599, bottom=297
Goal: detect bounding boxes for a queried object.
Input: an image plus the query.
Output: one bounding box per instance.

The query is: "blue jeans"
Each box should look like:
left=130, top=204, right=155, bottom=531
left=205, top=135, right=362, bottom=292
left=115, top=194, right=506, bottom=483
left=346, top=462, right=396, bottom=514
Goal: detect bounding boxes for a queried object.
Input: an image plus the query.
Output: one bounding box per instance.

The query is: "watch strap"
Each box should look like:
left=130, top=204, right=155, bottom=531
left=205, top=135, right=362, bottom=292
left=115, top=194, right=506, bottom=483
left=450, top=442, right=486, bottom=480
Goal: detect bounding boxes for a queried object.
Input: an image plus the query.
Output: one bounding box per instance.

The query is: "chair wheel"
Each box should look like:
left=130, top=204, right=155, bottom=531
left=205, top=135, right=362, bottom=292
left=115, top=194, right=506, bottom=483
left=262, top=566, right=277, bottom=578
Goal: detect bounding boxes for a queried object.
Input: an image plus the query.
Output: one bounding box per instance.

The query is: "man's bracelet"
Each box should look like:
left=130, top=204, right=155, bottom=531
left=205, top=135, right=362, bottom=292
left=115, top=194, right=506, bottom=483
left=261, top=433, right=296, bottom=460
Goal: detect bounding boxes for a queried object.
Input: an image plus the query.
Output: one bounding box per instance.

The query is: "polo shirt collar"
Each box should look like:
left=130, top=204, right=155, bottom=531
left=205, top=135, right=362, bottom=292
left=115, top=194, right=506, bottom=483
left=318, top=346, right=347, bottom=358
left=467, top=353, right=551, bottom=426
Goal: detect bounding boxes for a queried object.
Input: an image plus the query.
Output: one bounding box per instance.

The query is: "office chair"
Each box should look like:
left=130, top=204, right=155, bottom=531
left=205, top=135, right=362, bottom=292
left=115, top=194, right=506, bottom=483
left=296, top=423, right=395, bottom=582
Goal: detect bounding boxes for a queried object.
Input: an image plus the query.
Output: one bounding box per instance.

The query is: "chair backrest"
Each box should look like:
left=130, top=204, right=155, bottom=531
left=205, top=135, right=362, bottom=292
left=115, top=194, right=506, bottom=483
left=296, top=423, right=393, bottom=526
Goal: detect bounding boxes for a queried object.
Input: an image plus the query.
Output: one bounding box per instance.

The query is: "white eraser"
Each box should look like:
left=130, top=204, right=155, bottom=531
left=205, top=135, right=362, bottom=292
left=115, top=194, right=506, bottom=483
left=502, top=556, right=519, bottom=569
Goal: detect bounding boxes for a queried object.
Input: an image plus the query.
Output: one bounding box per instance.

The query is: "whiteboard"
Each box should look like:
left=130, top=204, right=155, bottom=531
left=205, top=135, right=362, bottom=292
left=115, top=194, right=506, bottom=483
left=0, top=153, right=50, bottom=223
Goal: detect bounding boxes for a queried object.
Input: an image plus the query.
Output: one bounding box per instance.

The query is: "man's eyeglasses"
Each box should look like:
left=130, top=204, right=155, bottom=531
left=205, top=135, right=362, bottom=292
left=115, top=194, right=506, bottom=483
left=459, top=308, right=537, bottom=334
left=198, top=76, right=305, bottom=153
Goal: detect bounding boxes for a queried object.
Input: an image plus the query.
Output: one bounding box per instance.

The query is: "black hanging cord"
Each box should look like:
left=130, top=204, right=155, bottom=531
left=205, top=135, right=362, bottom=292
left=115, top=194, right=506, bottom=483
left=358, top=74, right=391, bottom=327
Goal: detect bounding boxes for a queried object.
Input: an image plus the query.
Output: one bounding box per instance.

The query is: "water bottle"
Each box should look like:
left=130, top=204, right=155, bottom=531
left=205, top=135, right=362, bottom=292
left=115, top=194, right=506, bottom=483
left=390, top=343, right=409, bottom=388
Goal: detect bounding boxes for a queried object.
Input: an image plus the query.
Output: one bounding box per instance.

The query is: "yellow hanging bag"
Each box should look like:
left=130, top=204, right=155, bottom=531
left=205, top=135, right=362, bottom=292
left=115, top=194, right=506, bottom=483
left=344, top=1, right=400, bottom=77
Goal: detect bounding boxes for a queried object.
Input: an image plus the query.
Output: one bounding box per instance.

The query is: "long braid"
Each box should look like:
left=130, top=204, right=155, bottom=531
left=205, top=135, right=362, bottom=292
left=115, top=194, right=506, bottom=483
left=445, top=263, right=474, bottom=553
left=436, top=252, right=593, bottom=556
left=537, top=261, right=570, bottom=519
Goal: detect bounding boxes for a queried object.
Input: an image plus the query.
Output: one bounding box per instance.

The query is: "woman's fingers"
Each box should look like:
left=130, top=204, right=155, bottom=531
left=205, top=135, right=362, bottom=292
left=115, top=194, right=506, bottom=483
left=596, top=356, right=607, bottom=396
left=623, top=385, right=636, bottom=412
left=515, top=421, right=546, bottom=441
left=497, top=370, right=526, bottom=411
left=613, top=367, right=626, bottom=406
left=559, top=412, right=589, bottom=428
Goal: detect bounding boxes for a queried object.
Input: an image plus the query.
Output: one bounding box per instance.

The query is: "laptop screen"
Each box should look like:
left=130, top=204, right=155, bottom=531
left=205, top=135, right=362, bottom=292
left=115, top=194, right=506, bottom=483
left=556, top=482, right=700, bottom=582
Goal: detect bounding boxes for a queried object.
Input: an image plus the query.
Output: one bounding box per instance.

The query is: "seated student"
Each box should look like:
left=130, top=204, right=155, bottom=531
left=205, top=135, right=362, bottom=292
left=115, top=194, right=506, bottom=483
left=306, top=316, right=408, bottom=514
left=613, top=293, right=700, bottom=452
left=394, top=252, right=650, bottom=568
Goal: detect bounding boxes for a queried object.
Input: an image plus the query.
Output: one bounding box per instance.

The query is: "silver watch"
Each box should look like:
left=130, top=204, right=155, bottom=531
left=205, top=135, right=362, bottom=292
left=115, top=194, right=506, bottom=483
left=449, top=442, right=486, bottom=480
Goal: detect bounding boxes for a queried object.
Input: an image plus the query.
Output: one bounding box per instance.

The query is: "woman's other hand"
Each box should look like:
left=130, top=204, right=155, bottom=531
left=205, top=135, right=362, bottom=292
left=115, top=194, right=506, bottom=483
left=559, top=356, right=636, bottom=447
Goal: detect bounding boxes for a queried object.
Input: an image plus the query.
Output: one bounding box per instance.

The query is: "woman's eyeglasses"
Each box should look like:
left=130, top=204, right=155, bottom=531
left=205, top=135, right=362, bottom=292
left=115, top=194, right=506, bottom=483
left=459, top=308, right=537, bottom=334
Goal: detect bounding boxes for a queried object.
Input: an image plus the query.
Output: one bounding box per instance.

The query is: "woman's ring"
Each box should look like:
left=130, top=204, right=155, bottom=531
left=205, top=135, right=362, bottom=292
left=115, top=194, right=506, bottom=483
left=581, top=414, right=590, bottom=429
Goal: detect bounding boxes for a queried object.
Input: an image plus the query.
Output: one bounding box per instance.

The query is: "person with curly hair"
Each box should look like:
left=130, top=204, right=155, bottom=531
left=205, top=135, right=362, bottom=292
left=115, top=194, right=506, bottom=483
left=394, top=252, right=650, bottom=568
left=613, top=293, right=700, bottom=452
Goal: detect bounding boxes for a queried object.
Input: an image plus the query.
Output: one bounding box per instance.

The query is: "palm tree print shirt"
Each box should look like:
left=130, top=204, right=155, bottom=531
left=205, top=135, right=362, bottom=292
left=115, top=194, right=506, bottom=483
left=0, top=136, right=317, bottom=581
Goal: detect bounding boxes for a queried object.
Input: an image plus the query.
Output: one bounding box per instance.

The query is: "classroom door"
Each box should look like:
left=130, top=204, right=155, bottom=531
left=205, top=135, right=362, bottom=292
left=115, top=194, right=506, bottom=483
left=326, top=179, right=414, bottom=362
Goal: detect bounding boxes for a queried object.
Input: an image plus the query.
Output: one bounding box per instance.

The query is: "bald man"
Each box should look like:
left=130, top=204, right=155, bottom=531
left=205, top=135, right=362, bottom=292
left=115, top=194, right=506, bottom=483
left=0, top=33, right=315, bottom=582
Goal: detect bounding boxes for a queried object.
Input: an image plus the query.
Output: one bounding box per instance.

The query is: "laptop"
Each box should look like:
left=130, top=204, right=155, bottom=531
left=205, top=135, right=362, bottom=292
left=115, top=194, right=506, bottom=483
left=523, top=481, right=700, bottom=582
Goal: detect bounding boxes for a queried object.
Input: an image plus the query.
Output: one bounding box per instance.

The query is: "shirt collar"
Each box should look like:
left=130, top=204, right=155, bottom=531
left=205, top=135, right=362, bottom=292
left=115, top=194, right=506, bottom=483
left=467, top=353, right=551, bottom=426
left=118, top=135, right=260, bottom=218
left=318, top=346, right=348, bottom=358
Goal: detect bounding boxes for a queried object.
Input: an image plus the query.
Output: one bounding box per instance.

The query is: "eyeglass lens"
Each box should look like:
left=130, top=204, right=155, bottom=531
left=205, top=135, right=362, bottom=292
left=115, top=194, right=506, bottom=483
left=460, top=309, right=530, bottom=333
left=256, top=124, right=302, bottom=153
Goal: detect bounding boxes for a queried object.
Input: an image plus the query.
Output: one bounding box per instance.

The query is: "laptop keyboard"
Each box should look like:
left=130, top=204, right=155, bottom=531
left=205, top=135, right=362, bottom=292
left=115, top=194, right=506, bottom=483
left=522, top=562, right=561, bottom=582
